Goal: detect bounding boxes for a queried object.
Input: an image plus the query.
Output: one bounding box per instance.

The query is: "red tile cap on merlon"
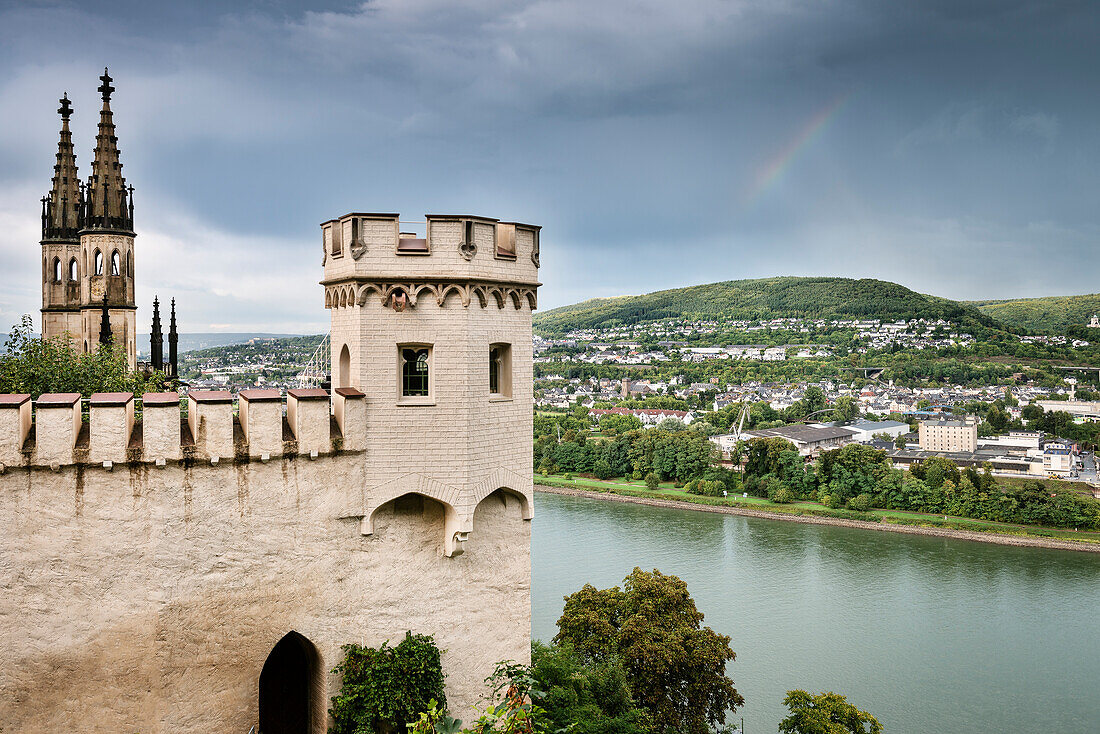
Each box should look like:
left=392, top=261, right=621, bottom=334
left=37, top=393, right=81, bottom=406
left=334, top=387, right=364, bottom=398
left=288, top=388, right=329, bottom=400
left=188, top=390, right=234, bottom=404
left=239, top=389, right=282, bottom=402
left=142, top=392, right=180, bottom=406
left=90, top=392, right=134, bottom=406
left=0, top=394, right=31, bottom=407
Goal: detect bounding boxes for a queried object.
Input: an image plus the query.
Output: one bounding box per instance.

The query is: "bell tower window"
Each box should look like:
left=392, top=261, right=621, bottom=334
left=52, top=258, right=62, bottom=283
left=94, top=249, right=103, bottom=275
left=69, top=258, right=78, bottom=281
left=110, top=250, right=120, bottom=276
left=399, top=345, right=432, bottom=400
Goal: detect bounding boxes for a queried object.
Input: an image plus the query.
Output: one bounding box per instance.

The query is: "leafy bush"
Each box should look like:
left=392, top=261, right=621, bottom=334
left=329, top=632, right=446, bottom=734
left=410, top=660, right=554, bottom=734
left=0, top=315, right=165, bottom=398
left=769, top=486, right=796, bottom=504
left=529, top=642, right=651, bottom=734
left=644, top=472, right=660, bottom=491
left=593, top=460, right=615, bottom=479
left=687, top=479, right=724, bottom=497
left=847, top=493, right=873, bottom=512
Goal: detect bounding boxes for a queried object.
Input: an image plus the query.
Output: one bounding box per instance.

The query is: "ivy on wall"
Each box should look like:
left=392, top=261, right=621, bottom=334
left=329, top=632, right=446, bottom=734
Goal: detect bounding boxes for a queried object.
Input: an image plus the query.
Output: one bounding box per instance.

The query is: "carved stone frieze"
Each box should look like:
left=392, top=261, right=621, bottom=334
left=324, top=280, right=537, bottom=311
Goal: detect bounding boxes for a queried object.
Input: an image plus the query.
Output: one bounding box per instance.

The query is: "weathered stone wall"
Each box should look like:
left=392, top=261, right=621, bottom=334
left=0, top=454, right=531, bottom=733
left=3, top=207, right=539, bottom=732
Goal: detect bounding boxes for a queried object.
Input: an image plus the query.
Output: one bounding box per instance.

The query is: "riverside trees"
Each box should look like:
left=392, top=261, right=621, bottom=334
left=739, top=438, right=1100, bottom=529
left=535, top=419, right=723, bottom=486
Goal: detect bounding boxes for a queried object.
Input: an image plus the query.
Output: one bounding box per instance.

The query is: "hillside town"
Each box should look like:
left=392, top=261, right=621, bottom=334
left=534, top=316, right=1089, bottom=366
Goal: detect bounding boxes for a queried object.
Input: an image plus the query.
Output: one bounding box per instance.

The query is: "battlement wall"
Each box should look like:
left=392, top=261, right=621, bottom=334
left=0, top=387, right=368, bottom=470
left=0, top=432, right=531, bottom=733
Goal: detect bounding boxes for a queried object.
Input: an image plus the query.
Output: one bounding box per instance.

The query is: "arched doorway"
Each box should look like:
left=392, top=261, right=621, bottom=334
left=259, top=631, right=321, bottom=734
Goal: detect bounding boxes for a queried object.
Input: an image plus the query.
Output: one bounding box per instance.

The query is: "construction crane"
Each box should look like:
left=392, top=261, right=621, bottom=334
left=295, top=335, right=330, bottom=389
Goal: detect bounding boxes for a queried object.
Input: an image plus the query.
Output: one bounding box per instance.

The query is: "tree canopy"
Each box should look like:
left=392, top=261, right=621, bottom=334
left=554, top=568, right=743, bottom=734
left=778, top=690, right=882, bottom=734
left=0, top=316, right=163, bottom=398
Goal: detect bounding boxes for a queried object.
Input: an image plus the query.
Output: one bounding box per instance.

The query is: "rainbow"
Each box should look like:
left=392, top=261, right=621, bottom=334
left=744, top=91, right=852, bottom=207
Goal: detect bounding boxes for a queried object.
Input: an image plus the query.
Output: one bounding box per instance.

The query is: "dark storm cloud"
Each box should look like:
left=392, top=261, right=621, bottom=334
left=0, top=0, right=1097, bottom=331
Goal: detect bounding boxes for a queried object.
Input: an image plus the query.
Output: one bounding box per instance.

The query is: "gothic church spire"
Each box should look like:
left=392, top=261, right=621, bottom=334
left=150, top=296, right=164, bottom=371
left=85, top=68, right=133, bottom=232
left=98, top=292, right=113, bottom=346
left=42, top=93, right=81, bottom=241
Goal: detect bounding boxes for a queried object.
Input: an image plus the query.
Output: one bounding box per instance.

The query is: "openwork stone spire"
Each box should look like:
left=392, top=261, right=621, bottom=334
left=98, top=292, right=113, bottom=346
left=85, top=68, right=133, bottom=232
left=150, top=296, right=164, bottom=370
left=168, top=298, right=178, bottom=378
left=41, top=93, right=81, bottom=241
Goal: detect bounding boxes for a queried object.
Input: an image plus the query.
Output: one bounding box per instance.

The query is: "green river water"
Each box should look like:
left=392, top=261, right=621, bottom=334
left=530, top=491, right=1100, bottom=733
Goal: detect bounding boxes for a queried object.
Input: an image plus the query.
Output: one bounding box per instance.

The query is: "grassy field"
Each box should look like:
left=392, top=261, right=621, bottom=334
left=534, top=473, right=1100, bottom=544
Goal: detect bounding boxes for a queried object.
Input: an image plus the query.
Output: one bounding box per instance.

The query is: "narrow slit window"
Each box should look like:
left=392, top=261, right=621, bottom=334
left=489, top=343, right=512, bottom=398
left=489, top=347, right=500, bottom=394
left=401, top=347, right=430, bottom=397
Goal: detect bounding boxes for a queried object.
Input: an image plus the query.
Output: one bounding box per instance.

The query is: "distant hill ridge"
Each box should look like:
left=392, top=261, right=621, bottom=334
left=969, top=294, right=1100, bottom=333
left=534, top=277, right=1000, bottom=335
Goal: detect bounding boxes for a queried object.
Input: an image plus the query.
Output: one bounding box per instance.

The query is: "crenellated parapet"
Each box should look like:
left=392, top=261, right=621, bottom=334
left=0, top=388, right=367, bottom=470
left=320, top=213, right=540, bottom=313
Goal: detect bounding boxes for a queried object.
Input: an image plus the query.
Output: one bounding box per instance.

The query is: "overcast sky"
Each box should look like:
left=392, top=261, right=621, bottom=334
left=1, top=0, right=1097, bottom=333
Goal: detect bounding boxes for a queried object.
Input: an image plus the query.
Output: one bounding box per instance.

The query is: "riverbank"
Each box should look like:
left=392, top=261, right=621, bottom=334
left=535, top=481, right=1100, bottom=553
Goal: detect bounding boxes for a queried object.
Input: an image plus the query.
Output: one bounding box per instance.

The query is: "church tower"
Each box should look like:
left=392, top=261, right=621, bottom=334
left=40, top=93, right=84, bottom=345
left=78, top=68, right=136, bottom=367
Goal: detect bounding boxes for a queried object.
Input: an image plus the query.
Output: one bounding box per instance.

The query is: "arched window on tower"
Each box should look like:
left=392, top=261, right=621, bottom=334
left=338, top=344, right=351, bottom=389
left=52, top=257, right=62, bottom=283
left=110, top=250, right=120, bottom=276
left=94, top=250, right=103, bottom=275
left=69, top=258, right=78, bottom=282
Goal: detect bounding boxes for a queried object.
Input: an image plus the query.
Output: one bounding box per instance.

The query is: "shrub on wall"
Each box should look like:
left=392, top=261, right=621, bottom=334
left=329, top=632, right=446, bottom=734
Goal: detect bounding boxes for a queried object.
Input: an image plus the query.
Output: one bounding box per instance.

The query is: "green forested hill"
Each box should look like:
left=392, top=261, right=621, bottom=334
left=970, top=294, right=1100, bottom=334
left=534, top=277, right=999, bottom=334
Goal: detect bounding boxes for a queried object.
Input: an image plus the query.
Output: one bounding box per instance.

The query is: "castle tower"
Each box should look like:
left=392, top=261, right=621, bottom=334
left=78, top=68, right=137, bottom=367
left=322, top=213, right=540, bottom=556
left=40, top=93, right=84, bottom=345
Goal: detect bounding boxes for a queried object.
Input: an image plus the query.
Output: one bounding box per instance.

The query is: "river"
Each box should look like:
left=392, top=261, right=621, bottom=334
left=531, top=491, right=1100, bottom=733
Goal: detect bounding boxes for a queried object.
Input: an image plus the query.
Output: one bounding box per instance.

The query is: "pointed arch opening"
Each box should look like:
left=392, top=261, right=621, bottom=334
left=52, top=257, right=62, bottom=283
left=337, top=343, right=351, bottom=389
left=110, top=250, right=121, bottom=276
left=258, top=631, right=325, bottom=734
left=68, top=257, right=78, bottom=282
left=93, top=249, right=103, bottom=275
